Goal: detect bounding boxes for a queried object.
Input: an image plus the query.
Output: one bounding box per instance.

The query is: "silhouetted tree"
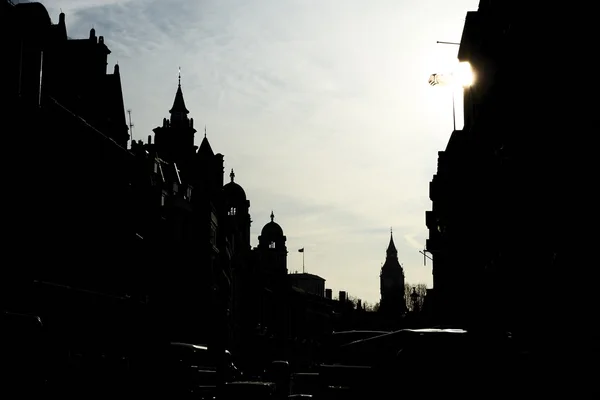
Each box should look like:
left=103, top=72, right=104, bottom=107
left=362, top=301, right=379, bottom=312
left=405, top=283, right=427, bottom=312
left=347, top=295, right=358, bottom=307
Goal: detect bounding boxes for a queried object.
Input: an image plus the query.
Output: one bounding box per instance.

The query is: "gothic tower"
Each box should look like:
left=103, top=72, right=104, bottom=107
left=152, top=70, right=197, bottom=171
left=379, top=229, right=407, bottom=316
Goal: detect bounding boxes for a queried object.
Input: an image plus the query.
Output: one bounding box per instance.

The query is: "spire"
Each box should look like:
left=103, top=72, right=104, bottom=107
left=198, top=135, right=214, bottom=158
left=169, top=66, right=189, bottom=115
left=270, top=211, right=275, bottom=222
left=230, top=168, right=235, bottom=182
left=386, top=229, right=398, bottom=257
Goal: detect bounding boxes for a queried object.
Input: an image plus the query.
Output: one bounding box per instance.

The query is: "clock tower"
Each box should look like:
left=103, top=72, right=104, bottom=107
left=379, top=229, right=407, bottom=316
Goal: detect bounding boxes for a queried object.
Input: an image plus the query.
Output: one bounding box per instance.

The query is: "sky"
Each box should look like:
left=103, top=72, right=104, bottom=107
left=36, top=0, right=479, bottom=305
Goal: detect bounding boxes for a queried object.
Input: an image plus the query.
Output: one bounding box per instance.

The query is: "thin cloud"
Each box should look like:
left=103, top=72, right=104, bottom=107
left=404, top=233, right=425, bottom=250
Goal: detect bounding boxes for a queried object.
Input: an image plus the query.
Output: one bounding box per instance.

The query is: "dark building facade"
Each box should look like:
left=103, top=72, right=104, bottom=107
left=425, top=0, right=595, bottom=348
left=3, top=2, right=137, bottom=297
left=1, top=3, right=157, bottom=392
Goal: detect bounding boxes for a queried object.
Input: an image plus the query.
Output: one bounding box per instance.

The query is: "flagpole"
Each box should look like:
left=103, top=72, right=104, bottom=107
left=302, top=249, right=305, bottom=274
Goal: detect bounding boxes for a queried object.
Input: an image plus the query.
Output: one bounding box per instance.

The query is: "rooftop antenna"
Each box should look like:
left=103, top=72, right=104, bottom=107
left=127, top=109, right=134, bottom=145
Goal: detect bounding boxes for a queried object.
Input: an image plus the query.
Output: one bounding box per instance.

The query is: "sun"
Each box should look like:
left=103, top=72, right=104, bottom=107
left=453, top=61, right=475, bottom=87
left=428, top=59, right=475, bottom=88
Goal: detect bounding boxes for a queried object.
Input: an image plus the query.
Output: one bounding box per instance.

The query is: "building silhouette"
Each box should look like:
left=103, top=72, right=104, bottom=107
left=2, top=3, right=156, bottom=392
left=379, top=230, right=407, bottom=320
left=289, top=273, right=326, bottom=298
left=3, top=2, right=137, bottom=293
left=129, top=73, right=239, bottom=352
left=2, top=2, right=377, bottom=383
left=424, top=0, right=595, bottom=345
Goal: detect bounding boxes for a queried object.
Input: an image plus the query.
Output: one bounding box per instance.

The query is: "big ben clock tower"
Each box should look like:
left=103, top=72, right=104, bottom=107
left=379, top=228, right=407, bottom=316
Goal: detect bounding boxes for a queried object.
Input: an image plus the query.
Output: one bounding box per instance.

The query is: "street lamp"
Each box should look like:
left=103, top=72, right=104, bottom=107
left=429, top=60, right=475, bottom=131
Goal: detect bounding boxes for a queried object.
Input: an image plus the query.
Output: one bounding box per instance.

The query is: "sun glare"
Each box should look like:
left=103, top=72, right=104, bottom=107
left=454, top=61, right=474, bottom=87
left=428, top=59, right=475, bottom=89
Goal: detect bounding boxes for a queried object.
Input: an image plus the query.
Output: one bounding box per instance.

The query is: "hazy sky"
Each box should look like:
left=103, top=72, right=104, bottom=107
left=38, top=0, right=479, bottom=305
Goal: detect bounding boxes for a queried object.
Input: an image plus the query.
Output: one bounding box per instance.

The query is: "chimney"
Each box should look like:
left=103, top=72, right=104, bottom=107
left=339, top=291, right=346, bottom=303
left=357, top=299, right=362, bottom=310
left=325, top=289, right=332, bottom=300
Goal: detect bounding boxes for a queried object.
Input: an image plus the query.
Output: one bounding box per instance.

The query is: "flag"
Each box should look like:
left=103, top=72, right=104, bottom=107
left=298, top=248, right=304, bottom=253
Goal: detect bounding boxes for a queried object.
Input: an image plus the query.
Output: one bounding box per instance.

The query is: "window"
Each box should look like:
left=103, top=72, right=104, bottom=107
left=161, top=194, right=166, bottom=206
left=269, top=241, right=276, bottom=249
left=228, top=207, right=236, bottom=216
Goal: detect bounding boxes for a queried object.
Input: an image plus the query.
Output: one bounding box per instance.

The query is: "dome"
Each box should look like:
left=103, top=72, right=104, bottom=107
left=261, top=211, right=284, bottom=238
left=261, top=221, right=283, bottom=237
left=16, top=2, right=52, bottom=28
left=223, top=169, right=247, bottom=202
left=223, top=182, right=247, bottom=202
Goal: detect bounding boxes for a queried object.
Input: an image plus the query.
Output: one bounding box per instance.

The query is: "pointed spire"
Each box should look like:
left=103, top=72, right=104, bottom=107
left=230, top=168, right=235, bottom=182
left=270, top=211, right=275, bottom=222
left=169, top=66, right=189, bottom=115
left=198, top=135, right=214, bottom=158
left=386, top=228, right=398, bottom=257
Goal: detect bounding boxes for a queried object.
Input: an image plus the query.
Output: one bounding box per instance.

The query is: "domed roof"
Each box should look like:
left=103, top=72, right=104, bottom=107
left=223, top=169, right=247, bottom=202
left=261, top=211, right=284, bottom=238
left=16, top=2, right=52, bottom=27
